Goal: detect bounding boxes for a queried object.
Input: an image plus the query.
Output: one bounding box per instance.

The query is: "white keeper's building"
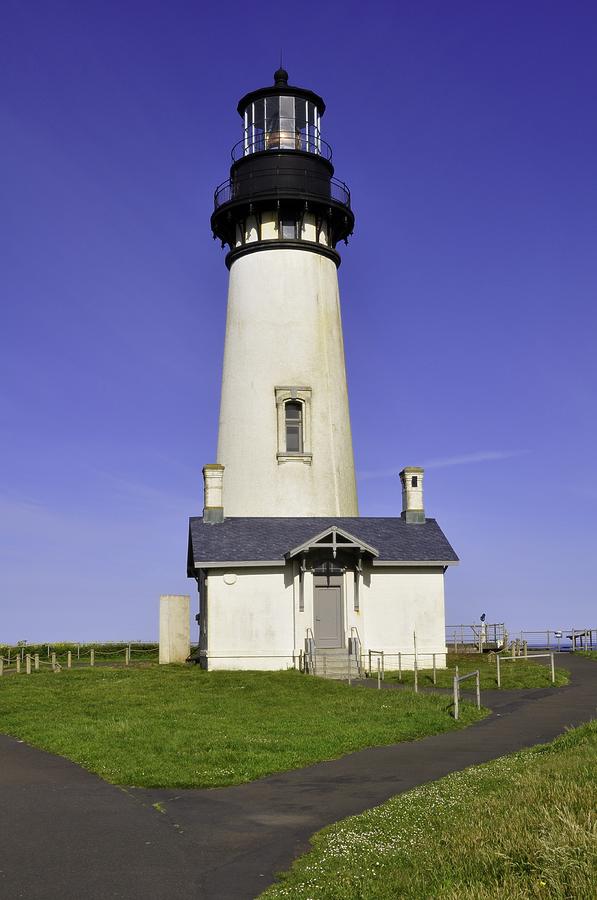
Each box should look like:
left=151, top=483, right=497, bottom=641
left=187, top=69, right=458, bottom=671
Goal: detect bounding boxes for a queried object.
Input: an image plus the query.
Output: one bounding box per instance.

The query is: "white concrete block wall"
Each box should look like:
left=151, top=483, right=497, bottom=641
left=200, top=563, right=447, bottom=671
left=159, top=594, right=191, bottom=664
left=205, top=568, right=295, bottom=670
left=362, top=567, right=447, bottom=669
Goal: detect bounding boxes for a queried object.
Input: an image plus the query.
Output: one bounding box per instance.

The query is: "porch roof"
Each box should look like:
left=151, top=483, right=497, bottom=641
left=187, top=516, right=459, bottom=573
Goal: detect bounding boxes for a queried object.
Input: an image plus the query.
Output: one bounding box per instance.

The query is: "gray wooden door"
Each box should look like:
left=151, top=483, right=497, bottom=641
left=314, top=576, right=344, bottom=648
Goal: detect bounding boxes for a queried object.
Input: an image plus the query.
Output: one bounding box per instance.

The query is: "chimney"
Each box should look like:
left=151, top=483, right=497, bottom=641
left=203, top=464, right=225, bottom=523
left=399, top=467, right=425, bottom=523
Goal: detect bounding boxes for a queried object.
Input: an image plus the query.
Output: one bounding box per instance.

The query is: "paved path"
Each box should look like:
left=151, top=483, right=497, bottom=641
left=1, top=654, right=595, bottom=899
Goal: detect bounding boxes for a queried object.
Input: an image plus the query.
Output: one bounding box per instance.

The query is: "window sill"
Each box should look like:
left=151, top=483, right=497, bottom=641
left=276, top=452, right=313, bottom=466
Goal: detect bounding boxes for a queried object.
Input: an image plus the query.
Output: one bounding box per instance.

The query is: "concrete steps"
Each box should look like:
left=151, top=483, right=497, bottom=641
left=312, top=649, right=361, bottom=680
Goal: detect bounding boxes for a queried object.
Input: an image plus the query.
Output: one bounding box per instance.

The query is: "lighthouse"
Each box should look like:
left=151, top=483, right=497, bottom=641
left=187, top=70, right=458, bottom=673
left=210, top=68, right=358, bottom=517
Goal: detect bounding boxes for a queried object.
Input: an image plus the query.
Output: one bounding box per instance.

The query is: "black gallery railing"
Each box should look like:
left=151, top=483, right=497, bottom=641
left=231, top=132, right=333, bottom=162
left=214, top=170, right=351, bottom=209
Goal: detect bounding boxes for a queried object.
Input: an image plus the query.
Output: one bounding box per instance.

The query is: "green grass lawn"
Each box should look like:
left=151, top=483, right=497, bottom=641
left=0, top=667, right=486, bottom=788
left=262, top=721, right=597, bottom=900
left=381, top=652, right=569, bottom=690
left=577, top=649, right=597, bottom=661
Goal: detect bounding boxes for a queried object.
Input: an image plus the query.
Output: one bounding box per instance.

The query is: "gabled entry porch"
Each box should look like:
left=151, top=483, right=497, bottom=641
left=286, top=525, right=379, bottom=653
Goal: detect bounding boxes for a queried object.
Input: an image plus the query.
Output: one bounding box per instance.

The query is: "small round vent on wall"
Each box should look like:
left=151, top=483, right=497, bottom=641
left=223, top=573, right=237, bottom=585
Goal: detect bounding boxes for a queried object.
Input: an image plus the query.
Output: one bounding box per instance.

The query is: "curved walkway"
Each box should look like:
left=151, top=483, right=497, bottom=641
left=1, top=654, right=595, bottom=899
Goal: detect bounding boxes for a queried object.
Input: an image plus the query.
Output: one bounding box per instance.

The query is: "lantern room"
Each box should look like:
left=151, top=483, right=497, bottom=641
left=211, top=68, right=354, bottom=267
left=235, top=68, right=327, bottom=159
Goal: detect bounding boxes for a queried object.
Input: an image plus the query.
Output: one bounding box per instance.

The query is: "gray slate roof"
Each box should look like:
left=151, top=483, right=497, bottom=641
left=187, top=517, right=458, bottom=572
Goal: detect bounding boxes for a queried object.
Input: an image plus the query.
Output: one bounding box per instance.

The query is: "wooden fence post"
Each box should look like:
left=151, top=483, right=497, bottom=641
left=51, top=652, right=56, bottom=669
left=0, top=657, right=3, bottom=676
left=523, top=640, right=528, bottom=658
left=496, top=653, right=501, bottom=688
left=26, top=654, right=31, bottom=675
left=34, top=653, right=39, bottom=671
left=125, top=646, right=130, bottom=666
left=90, top=648, right=95, bottom=667
left=67, top=651, right=72, bottom=669
left=16, top=656, right=21, bottom=674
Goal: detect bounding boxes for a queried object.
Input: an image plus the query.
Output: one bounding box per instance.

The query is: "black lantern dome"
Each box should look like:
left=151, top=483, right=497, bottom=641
left=211, top=70, right=354, bottom=268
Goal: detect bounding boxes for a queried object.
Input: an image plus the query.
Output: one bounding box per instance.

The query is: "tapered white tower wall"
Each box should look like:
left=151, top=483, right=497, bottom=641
left=217, top=247, right=358, bottom=516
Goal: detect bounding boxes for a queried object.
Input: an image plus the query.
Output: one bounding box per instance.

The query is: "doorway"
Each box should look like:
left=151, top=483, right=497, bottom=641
left=313, top=575, right=344, bottom=648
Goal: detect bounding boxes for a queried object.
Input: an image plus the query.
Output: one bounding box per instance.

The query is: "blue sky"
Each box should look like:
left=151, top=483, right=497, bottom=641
left=2, top=1, right=596, bottom=641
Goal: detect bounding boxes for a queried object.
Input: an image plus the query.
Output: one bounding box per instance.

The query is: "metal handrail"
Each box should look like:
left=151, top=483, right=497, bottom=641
left=232, top=132, right=333, bottom=162
left=214, top=171, right=351, bottom=209
left=305, top=628, right=316, bottom=675
left=349, top=627, right=363, bottom=677
left=453, top=668, right=481, bottom=720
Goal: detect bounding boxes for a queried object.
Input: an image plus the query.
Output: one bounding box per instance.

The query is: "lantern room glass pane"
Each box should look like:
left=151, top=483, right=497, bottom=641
left=252, top=99, right=265, bottom=153
left=279, top=95, right=295, bottom=148
left=307, top=101, right=318, bottom=153
left=295, top=97, right=307, bottom=150
left=265, top=95, right=279, bottom=149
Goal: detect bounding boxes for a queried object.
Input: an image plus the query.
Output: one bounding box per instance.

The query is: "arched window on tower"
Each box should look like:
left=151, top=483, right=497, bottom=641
left=285, top=400, right=303, bottom=452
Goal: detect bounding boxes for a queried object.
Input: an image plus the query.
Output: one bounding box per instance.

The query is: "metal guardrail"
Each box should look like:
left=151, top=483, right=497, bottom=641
left=349, top=627, right=362, bottom=677
left=496, top=651, right=555, bottom=687
left=231, top=132, right=333, bottom=161
left=453, top=668, right=481, bottom=720
left=516, top=628, right=595, bottom=651
left=446, top=623, right=506, bottom=652
left=304, top=628, right=316, bottom=674
left=214, top=170, right=351, bottom=209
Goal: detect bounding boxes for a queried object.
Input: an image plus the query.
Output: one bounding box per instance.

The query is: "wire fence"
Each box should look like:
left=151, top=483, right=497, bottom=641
left=515, top=628, right=595, bottom=651
left=0, top=642, right=161, bottom=663
left=0, top=642, right=172, bottom=676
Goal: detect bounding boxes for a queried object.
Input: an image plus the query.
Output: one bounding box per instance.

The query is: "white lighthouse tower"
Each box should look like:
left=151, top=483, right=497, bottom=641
left=187, top=69, right=458, bottom=671
left=210, top=68, right=358, bottom=517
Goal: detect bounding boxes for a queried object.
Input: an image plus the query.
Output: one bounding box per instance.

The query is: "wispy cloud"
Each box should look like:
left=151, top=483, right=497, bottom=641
left=359, top=450, right=529, bottom=481
left=422, top=449, right=529, bottom=470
